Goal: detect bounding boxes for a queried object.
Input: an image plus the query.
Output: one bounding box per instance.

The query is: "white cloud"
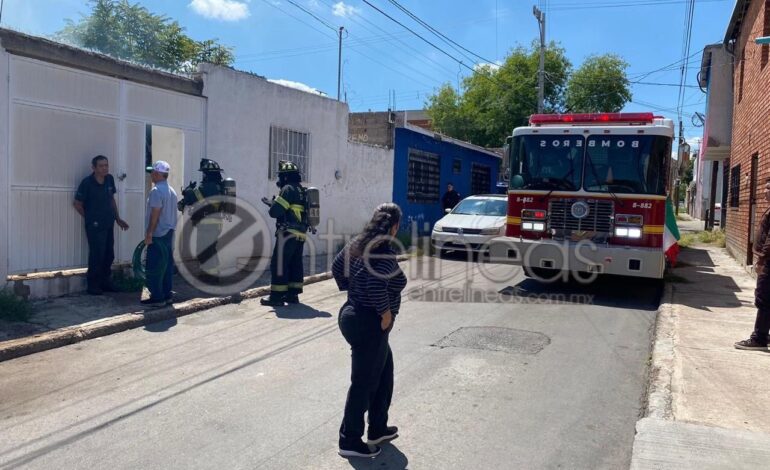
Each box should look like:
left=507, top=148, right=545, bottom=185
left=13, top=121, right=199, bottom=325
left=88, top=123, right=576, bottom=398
left=189, top=0, right=251, bottom=21
left=473, top=61, right=502, bottom=72
left=307, top=0, right=321, bottom=9
left=268, top=79, right=326, bottom=96
left=332, top=1, right=361, bottom=18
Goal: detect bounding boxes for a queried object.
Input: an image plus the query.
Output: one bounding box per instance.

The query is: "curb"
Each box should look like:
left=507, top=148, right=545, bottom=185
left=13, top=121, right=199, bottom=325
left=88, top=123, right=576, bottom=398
left=644, top=282, right=676, bottom=420
left=0, top=255, right=411, bottom=363
left=0, top=271, right=333, bottom=363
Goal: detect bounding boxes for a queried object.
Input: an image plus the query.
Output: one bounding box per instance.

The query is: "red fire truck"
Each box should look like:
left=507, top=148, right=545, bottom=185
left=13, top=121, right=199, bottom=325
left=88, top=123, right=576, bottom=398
left=489, top=112, right=675, bottom=280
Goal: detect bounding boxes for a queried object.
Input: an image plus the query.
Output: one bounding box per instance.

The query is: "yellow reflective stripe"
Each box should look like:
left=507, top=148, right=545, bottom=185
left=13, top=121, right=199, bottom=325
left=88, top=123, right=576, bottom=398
left=507, top=216, right=521, bottom=225
left=271, top=284, right=288, bottom=292
left=288, top=282, right=304, bottom=289
left=199, top=218, right=222, bottom=225
left=643, top=225, right=664, bottom=234
left=290, top=204, right=305, bottom=212
left=275, top=196, right=290, bottom=210
left=287, top=229, right=307, bottom=240
left=194, top=188, right=204, bottom=202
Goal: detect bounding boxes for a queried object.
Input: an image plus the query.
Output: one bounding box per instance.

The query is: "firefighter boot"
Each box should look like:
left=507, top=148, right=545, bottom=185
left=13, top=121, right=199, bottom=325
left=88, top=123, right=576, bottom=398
left=260, top=295, right=285, bottom=307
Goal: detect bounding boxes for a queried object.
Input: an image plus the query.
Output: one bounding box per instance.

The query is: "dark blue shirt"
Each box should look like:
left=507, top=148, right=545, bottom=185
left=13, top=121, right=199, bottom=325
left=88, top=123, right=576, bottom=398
left=332, top=243, right=407, bottom=316
left=75, top=174, right=116, bottom=231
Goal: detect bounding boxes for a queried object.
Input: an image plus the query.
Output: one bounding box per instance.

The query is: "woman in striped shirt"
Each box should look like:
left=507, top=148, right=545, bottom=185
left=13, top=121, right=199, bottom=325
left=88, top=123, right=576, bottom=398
left=332, top=203, right=407, bottom=458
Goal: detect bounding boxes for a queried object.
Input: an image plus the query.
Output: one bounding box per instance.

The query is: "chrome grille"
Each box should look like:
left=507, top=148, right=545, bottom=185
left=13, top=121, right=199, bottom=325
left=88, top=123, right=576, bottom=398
left=443, top=227, right=482, bottom=235
left=548, top=199, right=614, bottom=235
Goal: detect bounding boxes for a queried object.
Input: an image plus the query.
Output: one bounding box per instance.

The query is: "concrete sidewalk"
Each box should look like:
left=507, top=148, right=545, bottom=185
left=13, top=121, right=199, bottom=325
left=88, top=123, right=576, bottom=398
left=0, top=254, right=336, bottom=361
left=632, top=219, right=770, bottom=469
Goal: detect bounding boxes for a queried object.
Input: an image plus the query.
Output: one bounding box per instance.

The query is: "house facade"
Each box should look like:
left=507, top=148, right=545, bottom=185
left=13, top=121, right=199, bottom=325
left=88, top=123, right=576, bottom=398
left=723, top=0, right=770, bottom=265
left=0, top=29, right=393, bottom=297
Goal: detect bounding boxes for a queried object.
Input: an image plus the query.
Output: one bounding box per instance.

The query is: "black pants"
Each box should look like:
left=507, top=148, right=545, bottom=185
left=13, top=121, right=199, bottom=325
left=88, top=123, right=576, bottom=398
left=268, top=232, right=305, bottom=298
left=338, top=301, right=394, bottom=443
left=752, top=272, right=770, bottom=344
left=85, top=226, right=115, bottom=291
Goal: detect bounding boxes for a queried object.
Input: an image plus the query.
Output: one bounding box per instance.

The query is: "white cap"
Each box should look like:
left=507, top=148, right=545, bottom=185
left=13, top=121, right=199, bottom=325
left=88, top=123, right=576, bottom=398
left=146, top=160, right=171, bottom=174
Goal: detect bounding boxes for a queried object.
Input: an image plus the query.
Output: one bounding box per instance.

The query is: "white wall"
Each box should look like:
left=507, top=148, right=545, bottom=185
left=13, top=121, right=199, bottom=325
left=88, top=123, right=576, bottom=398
left=4, top=54, right=204, bottom=275
left=200, top=65, right=394, bottom=269
left=150, top=125, right=186, bottom=198
left=0, top=49, right=9, bottom=284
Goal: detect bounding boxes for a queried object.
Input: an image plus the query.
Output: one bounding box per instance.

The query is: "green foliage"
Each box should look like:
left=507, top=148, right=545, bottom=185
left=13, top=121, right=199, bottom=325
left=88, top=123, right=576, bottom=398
left=426, top=46, right=632, bottom=147
left=55, top=0, right=234, bottom=73
left=0, top=288, right=33, bottom=322
left=565, top=54, right=632, bottom=113
left=678, top=230, right=725, bottom=248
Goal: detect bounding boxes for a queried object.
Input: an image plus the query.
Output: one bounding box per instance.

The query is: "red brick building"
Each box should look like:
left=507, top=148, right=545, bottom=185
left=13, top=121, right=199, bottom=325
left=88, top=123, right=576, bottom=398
left=724, top=0, right=770, bottom=265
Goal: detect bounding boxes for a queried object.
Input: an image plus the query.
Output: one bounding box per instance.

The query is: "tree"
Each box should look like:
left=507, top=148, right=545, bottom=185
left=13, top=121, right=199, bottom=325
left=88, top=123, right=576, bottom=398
left=425, top=47, right=632, bottom=147
left=565, top=54, right=631, bottom=113
left=55, top=0, right=234, bottom=73
left=426, top=42, right=571, bottom=148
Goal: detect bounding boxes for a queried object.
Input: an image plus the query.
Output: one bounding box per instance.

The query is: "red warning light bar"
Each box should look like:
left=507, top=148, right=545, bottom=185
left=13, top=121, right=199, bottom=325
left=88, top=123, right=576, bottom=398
left=529, top=112, right=656, bottom=125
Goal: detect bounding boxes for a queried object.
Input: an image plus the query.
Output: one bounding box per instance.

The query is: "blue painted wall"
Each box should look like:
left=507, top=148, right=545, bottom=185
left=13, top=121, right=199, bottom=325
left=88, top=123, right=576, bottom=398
left=393, top=127, right=500, bottom=235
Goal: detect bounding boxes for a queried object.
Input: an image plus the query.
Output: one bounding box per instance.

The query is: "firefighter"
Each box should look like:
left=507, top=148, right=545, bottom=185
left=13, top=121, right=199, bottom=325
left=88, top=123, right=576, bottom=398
left=179, top=158, right=226, bottom=281
left=261, top=160, right=309, bottom=306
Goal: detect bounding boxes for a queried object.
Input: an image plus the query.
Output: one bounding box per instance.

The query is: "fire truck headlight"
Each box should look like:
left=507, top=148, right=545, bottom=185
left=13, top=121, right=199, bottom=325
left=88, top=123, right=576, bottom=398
left=532, top=222, right=545, bottom=232
left=628, top=227, right=642, bottom=238
left=615, top=227, right=629, bottom=237
left=522, top=222, right=534, bottom=231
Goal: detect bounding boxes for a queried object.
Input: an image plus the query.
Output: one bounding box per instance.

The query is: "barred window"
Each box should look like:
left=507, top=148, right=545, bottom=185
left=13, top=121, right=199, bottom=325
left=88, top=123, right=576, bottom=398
left=269, top=126, right=310, bottom=181
left=407, top=149, right=440, bottom=203
left=471, top=163, right=491, bottom=195
left=729, top=164, right=741, bottom=208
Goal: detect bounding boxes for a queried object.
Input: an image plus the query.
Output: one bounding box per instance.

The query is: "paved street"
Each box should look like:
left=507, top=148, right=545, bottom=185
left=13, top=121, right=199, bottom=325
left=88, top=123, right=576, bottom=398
left=0, top=257, right=661, bottom=470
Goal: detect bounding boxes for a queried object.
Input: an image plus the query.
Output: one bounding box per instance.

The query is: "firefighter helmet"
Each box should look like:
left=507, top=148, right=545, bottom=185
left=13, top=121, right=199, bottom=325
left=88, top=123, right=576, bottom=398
left=278, top=160, right=300, bottom=174
left=198, top=158, right=223, bottom=172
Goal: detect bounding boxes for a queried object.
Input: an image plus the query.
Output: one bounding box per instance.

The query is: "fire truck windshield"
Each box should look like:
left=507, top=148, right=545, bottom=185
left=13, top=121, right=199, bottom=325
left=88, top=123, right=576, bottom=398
left=510, top=134, right=669, bottom=195
left=509, top=135, right=584, bottom=191
left=583, top=135, right=669, bottom=195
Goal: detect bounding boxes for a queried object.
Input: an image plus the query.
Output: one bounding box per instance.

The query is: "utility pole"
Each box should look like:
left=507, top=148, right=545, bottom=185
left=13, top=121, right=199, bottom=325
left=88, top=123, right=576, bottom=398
left=337, top=26, right=344, bottom=101
left=0, top=0, right=5, bottom=24
left=533, top=6, right=545, bottom=113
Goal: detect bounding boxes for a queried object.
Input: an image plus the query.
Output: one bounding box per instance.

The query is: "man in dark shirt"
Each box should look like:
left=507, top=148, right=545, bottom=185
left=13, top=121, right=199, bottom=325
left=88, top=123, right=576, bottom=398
left=441, top=183, right=461, bottom=212
left=736, top=178, right=770, bottom=350
left=74, top=155, right=129, bottom=295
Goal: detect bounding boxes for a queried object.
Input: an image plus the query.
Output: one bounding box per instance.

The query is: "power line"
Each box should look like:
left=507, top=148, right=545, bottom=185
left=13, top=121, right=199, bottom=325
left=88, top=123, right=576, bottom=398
left=361, top=0, right=474, bottom=73
left=284, top=0, right=337, bottom=32
left=547, top=0, right=726, bottom=10
left=256, top=0, right=337, bottom=40
left=384, top=0, right=497, bottom=65
left=315, top=0, right=458, bottom=78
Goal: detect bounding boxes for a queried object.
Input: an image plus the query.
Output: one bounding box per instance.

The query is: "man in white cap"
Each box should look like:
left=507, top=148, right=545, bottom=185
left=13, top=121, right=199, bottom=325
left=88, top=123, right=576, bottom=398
left=142, top=161, right=178, bottom=307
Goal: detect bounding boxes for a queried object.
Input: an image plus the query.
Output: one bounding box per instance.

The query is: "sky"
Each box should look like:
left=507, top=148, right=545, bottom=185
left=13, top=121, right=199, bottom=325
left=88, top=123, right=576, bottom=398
left=0, top=0, right=736, bottom=142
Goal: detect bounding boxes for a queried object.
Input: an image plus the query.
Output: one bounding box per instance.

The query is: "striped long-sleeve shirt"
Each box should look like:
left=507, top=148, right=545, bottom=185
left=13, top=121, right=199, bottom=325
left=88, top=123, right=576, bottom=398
left=332, top=243, right=407, bottom=316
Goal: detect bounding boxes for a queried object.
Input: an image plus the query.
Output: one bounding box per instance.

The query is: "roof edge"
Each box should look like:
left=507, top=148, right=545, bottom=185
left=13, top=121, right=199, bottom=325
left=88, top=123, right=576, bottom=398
left=0, top=28, right=202, bottom=96
left=724, top=0, right=750, bottom=45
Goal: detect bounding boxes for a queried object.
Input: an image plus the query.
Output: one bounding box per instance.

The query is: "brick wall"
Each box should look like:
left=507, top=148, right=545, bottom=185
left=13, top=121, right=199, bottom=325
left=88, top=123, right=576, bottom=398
left=726, top=0, right=770, bottom=265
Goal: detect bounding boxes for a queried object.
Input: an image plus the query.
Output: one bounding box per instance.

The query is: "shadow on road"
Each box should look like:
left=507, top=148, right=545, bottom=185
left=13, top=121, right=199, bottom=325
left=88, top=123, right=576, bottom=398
left=345, top=443, right=408, bottom=470
left=501, top=274, right=664, bottom=311
left=143, top=317, right=178, bottom=332
left=274, top=303, right=333, bottom=320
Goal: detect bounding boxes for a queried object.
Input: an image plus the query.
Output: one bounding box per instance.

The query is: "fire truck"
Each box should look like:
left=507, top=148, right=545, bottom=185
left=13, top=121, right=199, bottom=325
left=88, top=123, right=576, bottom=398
left=488, top=112, right=674, bottom=280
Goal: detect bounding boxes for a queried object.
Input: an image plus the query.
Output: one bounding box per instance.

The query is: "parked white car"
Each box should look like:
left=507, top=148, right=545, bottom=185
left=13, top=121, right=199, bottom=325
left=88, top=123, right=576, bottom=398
left=431, top=194, right=508, bottom=255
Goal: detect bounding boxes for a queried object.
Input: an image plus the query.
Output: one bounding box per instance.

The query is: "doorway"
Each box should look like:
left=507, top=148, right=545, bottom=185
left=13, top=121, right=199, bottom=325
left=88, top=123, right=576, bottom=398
left=145, top=125, right=185, bottom=200
left=747, top=153, right=759, bottom=265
